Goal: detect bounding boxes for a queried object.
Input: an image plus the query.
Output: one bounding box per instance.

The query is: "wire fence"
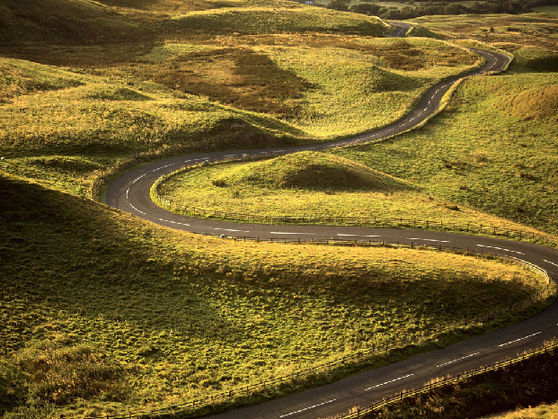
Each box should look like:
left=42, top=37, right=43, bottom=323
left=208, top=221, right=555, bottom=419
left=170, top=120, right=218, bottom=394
left=339, top=340, right=558, bottom=418
left=150, top=156, right=547, bottom=245
left=79, top=242, right=552, bottom=419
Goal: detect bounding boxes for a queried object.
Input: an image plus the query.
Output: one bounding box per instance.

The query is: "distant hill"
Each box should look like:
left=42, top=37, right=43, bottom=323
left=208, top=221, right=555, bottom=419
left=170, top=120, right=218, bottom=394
left=0, top=0, right=149, bottom=45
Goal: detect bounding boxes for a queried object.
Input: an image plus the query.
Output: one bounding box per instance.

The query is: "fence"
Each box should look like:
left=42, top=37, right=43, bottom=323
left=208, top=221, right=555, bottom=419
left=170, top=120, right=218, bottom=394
left=80, top=242, right=552, bottom=419
left=340, top=340, right=558, bottom=418
left=150, top=156, right=549, bottom=246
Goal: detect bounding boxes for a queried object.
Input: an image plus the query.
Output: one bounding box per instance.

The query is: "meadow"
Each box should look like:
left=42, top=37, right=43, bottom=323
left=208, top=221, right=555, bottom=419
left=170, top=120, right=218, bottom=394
left=0, top=3, right=479, bottom=198
left=335, top=72, right=558, bottom=236
left=153, top=151, right=554, bottom=244
left=2, top=173, right=552, bottom=418
left=1, top=1, right=558, bottom=417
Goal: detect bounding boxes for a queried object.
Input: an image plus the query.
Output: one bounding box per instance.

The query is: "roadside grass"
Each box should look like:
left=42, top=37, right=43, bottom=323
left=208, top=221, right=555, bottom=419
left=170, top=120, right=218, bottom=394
left=0, top=173, right=551, bottom=418
left=333, top=73, right=558, bottom=237
left=360, top=344, right=558, bottom=419
left=491, top=402, right=558, bottom=418
left=154, top=151, right=555, bottom=243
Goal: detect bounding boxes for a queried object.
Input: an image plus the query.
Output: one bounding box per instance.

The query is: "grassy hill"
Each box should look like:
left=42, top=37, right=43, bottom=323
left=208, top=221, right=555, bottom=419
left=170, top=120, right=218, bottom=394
left=153, top=151, right=555, bottom=242
left=1, top=2, right=558, bottom=418
left=0, top=0, right=149, bottom=45
left=329, top=12, right=558, bottom=236
left=335, top=72, right=558, bottom=236
left=0, top=173, right=551, bottom=418
left=211, top=151, right=409, bottom=190
left=0, top=2, right=479, bottom=198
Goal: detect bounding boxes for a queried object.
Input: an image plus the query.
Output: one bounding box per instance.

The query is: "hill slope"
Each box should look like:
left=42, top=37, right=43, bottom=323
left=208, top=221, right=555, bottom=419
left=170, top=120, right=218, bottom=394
left=0, top=172, right=547, bottom=417
left=214, top=151, right=409, bottom=190
left=0, top=0, right=148, bottom=45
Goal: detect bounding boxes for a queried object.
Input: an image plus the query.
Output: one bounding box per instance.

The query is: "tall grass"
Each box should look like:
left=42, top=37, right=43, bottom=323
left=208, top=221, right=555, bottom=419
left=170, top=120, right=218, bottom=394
left=335, top=73, right=558, bottom=235
left=153, top=151, right=554, bottom=242
left=0, top=173, right=550, bottom=417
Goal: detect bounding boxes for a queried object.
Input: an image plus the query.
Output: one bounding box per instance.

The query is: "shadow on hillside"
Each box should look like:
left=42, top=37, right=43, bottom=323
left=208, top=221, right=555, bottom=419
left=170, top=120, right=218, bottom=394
left=0, top=175, right=241, bottom=348
left=150, top=48, right=314, bottom=117
left=0, top=175, right=540, bottom=355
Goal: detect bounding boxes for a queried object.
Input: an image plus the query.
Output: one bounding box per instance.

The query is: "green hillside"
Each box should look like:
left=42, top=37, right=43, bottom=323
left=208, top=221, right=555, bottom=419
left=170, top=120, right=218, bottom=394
left=212, top=151, right=408, bottom=190
left=336, top=72, right=558, bottom=235
left=0, top=173, right=550, bottom=417
left=0, top=0, right=148, bottom=45
left=1, top=3, right=557, bottom=418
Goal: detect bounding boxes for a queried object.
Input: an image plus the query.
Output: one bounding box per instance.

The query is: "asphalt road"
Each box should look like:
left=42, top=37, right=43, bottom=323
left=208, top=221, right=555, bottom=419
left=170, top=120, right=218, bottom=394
left=102, top=27, right=558, bottom=419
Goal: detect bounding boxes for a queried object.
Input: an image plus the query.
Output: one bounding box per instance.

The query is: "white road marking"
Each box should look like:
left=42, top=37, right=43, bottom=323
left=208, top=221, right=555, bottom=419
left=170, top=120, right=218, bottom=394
left=125, top=188, right=130, bottom=200
left=364, top=373, right=414, bottom=391
left=337, top=233, right=381, bottom=238
left=270, top=232, right=315, bottom=236
left=132, top=174, right=145, bottom=184
left=168, top=220, right=190, bottom=226
left=407, top=238, right=450, bottom=243
left=498, top=331, right=541, bottom=348
left=543, top=259, right=558, bottom=268
left=156, top=218, right=191, bottom=227
left=279, top=399, right=337, bottom=418
left=476, top=244, right=524, bottom=255
left=225, top=154, right=236, bottom=158
left=274, top=149, right=286, bottom=153
left=129, top=203, right=145, bottom=215
left=184, top=159, right=192, bottom=163
left=436, top=352, right=480, bottom=368
left=210, top=227, right=250, bottom=233
left=151, top=163, right=173, bottom=173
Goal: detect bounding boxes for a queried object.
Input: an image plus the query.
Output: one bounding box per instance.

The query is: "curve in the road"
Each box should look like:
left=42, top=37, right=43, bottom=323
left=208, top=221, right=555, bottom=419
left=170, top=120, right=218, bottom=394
left=103, top=27, right=558, bottom=419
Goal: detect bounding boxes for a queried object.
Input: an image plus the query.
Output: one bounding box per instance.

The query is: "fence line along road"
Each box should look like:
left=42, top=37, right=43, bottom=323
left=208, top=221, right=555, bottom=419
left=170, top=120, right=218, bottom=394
left=339, top=340, right=558, bottom=419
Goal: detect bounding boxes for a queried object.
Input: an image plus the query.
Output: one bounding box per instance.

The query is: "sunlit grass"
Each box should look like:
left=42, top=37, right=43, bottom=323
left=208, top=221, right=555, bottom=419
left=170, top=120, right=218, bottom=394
left=0, top=173, right=550, bottom=417
left=335, top=73, right=558, bottom=235
left=154, top=151, right=554, bottom=242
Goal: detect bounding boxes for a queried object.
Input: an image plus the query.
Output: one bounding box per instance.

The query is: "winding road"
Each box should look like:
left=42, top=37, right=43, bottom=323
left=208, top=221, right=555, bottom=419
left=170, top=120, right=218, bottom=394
left=104, top=25, right=558, bottom=419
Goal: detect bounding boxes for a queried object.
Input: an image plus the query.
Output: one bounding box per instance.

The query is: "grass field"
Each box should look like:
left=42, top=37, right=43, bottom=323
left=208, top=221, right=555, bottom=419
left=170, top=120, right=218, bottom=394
left=1, top=1, right=558, bottom=417
left=2, top=173, right=552, bottom=418
left=0, top=0, right=481, bottom=198
left=334, top=72, right=558, bottom=236
left=153, top=151, right=554, bottom=242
